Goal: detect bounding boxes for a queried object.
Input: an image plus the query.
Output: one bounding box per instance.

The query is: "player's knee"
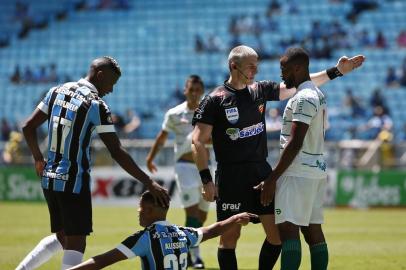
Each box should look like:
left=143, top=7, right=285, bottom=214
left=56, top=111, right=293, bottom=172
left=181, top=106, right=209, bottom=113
left=301, top=232, right=311, bottom=245
left=219, top=229, right=241, bottom=248
left=265, top=233, right=281, bottom=245
left=199, top=211, right=208, bottom=224
left=64, top=236, right=87, bottom=253
left=56, top=232, right=66, bottom=248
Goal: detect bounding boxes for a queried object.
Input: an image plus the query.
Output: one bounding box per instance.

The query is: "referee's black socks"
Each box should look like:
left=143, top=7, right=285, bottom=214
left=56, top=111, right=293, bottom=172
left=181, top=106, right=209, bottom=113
left=218, top=248, right=237, bottom=270
left=259, top=239, right=282, bottom=270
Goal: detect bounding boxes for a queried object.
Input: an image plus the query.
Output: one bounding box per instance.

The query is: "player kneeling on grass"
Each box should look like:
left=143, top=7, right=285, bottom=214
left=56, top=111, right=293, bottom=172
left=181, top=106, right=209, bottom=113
left=68, top=191, right=257, bottom=270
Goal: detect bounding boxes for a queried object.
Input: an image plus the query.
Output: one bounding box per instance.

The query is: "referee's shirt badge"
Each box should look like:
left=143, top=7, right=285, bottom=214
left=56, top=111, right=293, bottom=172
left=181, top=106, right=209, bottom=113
left=225, top=107, right=239, bottom=124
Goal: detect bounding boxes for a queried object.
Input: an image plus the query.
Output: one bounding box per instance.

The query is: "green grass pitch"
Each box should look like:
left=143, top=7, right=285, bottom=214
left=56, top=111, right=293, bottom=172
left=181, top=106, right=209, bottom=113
left=1, top=202, right=406, bottom=269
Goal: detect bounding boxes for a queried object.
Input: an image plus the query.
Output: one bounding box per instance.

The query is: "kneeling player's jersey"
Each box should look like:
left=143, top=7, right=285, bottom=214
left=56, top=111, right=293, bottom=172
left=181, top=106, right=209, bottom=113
left=37, top=79, right=115, bottom=194
left=192, top=81, right=280, bottom=164
left=280, top=81, right=327, bottom=179
left=116, top=221, right=203, bottom=270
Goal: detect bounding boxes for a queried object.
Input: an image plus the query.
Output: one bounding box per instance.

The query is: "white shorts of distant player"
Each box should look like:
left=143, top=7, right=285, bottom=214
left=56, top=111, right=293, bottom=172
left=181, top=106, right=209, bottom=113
left=174, top=161, right=210, bottom=211
left=275, top=176, right=327, bottom=226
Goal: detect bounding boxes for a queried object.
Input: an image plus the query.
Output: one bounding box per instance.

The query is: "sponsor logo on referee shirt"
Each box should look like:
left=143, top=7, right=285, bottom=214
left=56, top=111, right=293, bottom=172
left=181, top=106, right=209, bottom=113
left=225, top=107, right=239, bottom=124
left=225, top=122, right=264, bottom=141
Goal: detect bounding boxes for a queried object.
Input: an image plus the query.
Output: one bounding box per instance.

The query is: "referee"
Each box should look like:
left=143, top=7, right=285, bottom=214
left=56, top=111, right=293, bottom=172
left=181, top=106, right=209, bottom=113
left=191, top=45, right=365, bottom=270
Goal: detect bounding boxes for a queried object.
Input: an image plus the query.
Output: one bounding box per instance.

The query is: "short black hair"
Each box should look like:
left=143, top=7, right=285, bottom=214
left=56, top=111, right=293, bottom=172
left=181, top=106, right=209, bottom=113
left=141, top=191, right=169, bottom=210
left=284, top=47, right=309, bottom=67
left=186, top=74, right=204, bottom=89
left=92, top=56, right=122, bottom=76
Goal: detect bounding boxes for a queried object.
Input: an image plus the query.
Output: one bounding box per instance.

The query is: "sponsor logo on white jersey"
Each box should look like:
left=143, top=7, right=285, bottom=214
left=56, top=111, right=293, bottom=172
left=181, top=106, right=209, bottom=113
left=225, top=107, right=239, bottom=124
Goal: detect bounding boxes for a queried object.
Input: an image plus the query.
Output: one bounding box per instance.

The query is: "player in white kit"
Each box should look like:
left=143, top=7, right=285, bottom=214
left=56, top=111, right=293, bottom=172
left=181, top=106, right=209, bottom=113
left=254, top=47, right=365, bottom=270
left=146, top=75, right=209, bottom=269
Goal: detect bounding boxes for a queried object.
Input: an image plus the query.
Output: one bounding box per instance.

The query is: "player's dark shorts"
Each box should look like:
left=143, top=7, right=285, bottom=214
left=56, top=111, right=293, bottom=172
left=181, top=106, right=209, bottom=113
left=215, top=160, right=274, bottom=221
left=43, top=188, right=93, bottom=235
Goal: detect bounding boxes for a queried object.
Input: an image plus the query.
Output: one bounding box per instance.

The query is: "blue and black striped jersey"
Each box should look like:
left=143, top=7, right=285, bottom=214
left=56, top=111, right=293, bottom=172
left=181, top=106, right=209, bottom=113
left=116, top=221, right=203, bottom=270
left=38, top=79, right=115, bottom=194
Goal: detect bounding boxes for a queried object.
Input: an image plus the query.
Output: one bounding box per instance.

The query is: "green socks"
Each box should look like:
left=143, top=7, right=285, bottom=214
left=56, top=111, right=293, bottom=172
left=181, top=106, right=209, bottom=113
left=310, top=242, right=328, bottom=270
left=281, top=239, right=301, bottom=270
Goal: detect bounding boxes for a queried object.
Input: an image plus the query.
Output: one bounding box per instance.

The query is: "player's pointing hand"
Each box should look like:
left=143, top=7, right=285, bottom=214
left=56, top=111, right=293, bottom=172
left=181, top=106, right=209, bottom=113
left=337, top=55, right=366, bottom=75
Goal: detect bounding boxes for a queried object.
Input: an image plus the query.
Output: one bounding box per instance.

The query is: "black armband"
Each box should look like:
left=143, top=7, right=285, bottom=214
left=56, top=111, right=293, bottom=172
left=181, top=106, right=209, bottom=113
left=199, top=169, right=213, bottom=184
left=326, top=66, right=343, bottom=80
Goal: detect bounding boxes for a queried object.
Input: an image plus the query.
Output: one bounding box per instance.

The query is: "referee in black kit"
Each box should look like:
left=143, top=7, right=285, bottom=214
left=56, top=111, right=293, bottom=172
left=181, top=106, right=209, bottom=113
left=191, top=45, right=365, bottom=270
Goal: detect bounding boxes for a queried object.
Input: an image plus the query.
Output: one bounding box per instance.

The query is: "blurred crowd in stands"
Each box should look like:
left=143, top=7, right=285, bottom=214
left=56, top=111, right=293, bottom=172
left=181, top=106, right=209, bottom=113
left=385, top=57, right=406, bottom=88
left=0, top=0, right=131, bottom=47
left=195, top=0, right=406, bottom=60
left=10, top=63, right=65, bottom=84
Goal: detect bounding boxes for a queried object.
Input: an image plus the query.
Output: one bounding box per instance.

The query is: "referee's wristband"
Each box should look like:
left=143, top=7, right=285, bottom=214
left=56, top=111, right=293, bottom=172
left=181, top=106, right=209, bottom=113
left=199, top=169, right=213, bottom=184
left=326, top=66, right=343, bottom=80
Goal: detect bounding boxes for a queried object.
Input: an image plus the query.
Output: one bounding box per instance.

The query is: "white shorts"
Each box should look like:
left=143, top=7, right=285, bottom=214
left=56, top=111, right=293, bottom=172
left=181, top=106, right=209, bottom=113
left=174, top=162, right=210, bottom=211
left=275, top=175, right=326, bottom=226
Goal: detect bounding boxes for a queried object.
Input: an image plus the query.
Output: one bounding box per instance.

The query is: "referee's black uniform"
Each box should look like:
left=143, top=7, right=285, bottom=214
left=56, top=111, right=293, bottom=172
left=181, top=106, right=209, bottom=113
left=193, top=80, right=280, bottom=221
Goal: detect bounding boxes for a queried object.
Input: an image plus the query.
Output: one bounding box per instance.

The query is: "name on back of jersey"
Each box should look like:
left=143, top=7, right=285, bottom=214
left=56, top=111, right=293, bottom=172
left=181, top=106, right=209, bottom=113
left=165, top=242, right=186, bottom=250
left=54, top=99, right=79, bottom=112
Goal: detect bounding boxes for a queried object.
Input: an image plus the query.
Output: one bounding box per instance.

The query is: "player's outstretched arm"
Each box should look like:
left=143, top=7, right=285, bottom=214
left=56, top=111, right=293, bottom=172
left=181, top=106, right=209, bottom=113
left=68, top=248, right=127, bottom=270
left=99, top=132, right=170, bottom=207
left=146, top=130, right=169, bottom=173
left=311, top=54, right=366, bottom=86
left=22, top=108, right=48, bottom=177
left=279, top=55, right=366, bottom=100
left=200, top=212, right=258, bottom=242
left=192, top=123, right=216, bottom=202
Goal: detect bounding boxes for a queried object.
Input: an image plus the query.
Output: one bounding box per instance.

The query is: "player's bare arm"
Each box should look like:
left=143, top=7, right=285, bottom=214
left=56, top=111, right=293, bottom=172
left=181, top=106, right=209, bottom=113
left=254, top=122, right=309, bottom=206
left=200, top=212, right=258, bottom=242
left=192, top=122, right=216, bottom=202
left=22, top=108, right=48, bottom=177
left=279, top=55, right=366, bottom=100
left=146, top=130, right=169, bottom=173
left=99, top=132, right=170, bottom=207
left=68, top=248, right=127, bottom=270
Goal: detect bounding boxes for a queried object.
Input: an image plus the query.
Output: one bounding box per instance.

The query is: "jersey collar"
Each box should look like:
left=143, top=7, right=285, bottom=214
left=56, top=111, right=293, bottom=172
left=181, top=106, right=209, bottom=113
left=78, top=78, right=98, bottom=94
left=297, top=80, right=314, bottom=92
left=153, top=220, right=171, bottom=226
left=223, top=80, right=249, bottom=94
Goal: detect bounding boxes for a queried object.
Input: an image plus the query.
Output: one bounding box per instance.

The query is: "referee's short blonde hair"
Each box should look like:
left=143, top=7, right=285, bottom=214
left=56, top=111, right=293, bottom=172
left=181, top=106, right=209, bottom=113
left=228, top=45, right=258, bottom=66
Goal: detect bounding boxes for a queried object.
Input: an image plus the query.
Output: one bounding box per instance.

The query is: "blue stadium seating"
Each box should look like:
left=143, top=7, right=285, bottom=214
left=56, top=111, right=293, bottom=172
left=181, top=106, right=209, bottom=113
left=0, top=0, right=405, bottom=139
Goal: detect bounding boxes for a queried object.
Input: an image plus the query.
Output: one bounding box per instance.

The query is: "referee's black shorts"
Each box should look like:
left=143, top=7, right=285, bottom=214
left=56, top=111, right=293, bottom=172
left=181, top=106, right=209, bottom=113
left=215, top=160, right=274, bottom=221
left=43, top=188, right=93, bottom=235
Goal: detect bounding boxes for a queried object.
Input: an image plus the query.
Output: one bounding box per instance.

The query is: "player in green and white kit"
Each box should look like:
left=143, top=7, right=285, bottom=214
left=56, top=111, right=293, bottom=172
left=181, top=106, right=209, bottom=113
left=255, top=47, right=365, bottom=270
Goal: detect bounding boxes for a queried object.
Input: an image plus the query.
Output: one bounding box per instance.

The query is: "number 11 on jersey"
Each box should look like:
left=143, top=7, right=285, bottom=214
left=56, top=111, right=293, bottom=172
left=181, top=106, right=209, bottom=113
left=50, top=116, right=72, bottom=154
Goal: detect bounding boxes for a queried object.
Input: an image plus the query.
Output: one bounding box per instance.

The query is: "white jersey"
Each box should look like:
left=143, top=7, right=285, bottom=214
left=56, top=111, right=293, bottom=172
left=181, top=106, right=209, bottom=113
left=279, top=81, right=327, bottom=179
left=162, top=102, right=195, bottom=161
